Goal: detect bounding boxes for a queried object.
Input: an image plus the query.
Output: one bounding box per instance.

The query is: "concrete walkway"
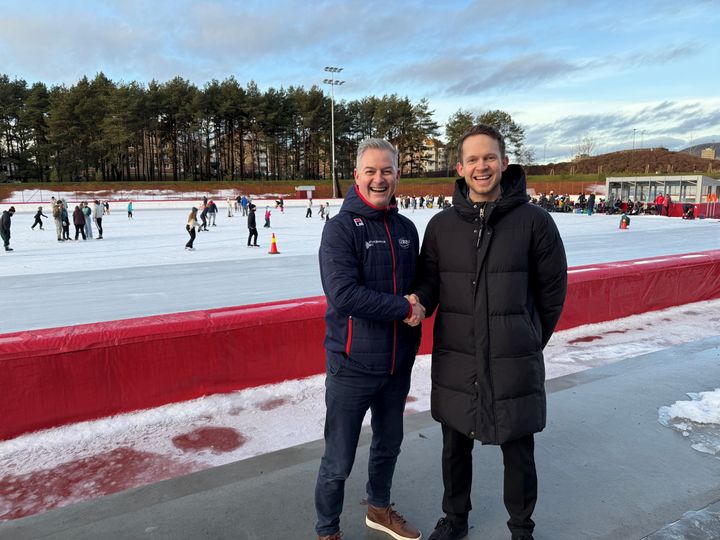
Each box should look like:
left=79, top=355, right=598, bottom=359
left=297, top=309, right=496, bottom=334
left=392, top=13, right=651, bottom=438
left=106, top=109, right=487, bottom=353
left=2, top=337, right=719, bottom=540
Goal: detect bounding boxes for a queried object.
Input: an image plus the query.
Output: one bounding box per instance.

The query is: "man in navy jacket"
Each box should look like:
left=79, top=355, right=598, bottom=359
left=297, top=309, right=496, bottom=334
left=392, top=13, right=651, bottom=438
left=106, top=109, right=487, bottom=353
left=315, top=139, right=424, bottom=540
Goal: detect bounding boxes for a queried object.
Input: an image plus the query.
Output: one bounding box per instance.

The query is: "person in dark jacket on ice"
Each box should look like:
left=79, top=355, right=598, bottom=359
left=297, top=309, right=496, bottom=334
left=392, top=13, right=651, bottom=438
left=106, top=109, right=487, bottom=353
left=1, top=206, right=16, bottom=251
left=31, top=206, right=47, bottom=229
left=314, top=139, right=424, bottom=540
left=73, top=205, right=86, bottom=240
left=412, top=124, right=567, bottom=540
left=246, top=204, right=258, bottom=246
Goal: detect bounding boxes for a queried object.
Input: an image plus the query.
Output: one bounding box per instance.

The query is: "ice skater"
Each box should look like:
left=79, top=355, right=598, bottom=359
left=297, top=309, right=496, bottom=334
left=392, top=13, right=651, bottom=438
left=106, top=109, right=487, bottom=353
left=185, top=207, right=198, bottom=250
left=226, top=197, right=234, bottom=217
left=306, top=198, right=313, bottom=218
left=198, top=204, right=209, bottom=231
left=31, top=206, right=47, bottom=230
left=264, top=206, right=271, bottom=228
left=93, top=200, right=104, bottom=239
left=208, top=200, right=218, bottom=226
left=52, top=200, right=64, bottom=241
left=127, top=201, right=133, bottom=219
left=1, top=206, right=15, bottom=251
left=61, top=204, right=70, bottom=240
left=247, top=204, right=259, bottom=247
left=82, top=202, right=93, bottom=239
left=73, top=205, right=86, bottom=240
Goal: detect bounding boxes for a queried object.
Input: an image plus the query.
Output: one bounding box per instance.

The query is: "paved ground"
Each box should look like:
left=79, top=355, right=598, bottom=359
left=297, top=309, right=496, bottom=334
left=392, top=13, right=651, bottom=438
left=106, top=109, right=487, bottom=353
left=1, top=337, right=719, bottom=540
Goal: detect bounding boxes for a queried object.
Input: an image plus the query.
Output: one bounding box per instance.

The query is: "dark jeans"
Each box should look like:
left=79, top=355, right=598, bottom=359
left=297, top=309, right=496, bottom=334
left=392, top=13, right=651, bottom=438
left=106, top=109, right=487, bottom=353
left=441, top=425, right=536, bottom=537
left=74, top=225, right=86, bottom=240
left=247, top=227, right=258, bottom=246
left=185, top=226, right=195, bottom=248
left=1, top=231, right=9, bottom=249
left=314, top=362, right=411, bottom=536
left=96, top=218, right=103, bottom=237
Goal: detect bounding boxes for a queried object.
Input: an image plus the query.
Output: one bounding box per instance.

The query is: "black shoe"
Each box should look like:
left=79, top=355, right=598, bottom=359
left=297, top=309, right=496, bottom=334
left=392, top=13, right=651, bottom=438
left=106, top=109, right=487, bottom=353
left=428, top=517, right=468, bottom=540
left=5, top=247, right=13, bottom=252
left=512, top=536, right=534, bottom=540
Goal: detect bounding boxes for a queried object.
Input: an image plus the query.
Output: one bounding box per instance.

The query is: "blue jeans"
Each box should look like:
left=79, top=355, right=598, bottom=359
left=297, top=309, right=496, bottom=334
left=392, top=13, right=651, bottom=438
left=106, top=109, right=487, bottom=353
left=314, top=360, right=412, bottom=536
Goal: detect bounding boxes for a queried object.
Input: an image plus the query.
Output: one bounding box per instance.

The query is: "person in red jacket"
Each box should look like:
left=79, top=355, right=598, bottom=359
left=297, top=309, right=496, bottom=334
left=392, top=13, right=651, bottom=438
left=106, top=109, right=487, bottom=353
left=654, top=193, right=664, bottom=215
left=663, top=193, right=673, bottom=216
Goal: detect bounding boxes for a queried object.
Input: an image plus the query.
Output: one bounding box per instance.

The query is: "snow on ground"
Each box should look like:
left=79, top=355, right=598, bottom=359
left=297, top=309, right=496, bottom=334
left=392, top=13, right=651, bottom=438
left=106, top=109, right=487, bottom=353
left=659, top=387, right=720, bottom=459
left=0, top=203, right=718, bottom=333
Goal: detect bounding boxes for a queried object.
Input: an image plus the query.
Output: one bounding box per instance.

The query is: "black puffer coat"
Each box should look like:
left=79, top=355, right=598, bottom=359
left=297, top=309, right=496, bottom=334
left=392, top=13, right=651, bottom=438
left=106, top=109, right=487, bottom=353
left=414, top=165, right=567, bottom=444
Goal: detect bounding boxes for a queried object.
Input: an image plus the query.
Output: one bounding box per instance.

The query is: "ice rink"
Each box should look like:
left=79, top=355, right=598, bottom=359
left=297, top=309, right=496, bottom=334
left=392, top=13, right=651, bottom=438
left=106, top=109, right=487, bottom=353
left=1, top=201, right=718, bottom=334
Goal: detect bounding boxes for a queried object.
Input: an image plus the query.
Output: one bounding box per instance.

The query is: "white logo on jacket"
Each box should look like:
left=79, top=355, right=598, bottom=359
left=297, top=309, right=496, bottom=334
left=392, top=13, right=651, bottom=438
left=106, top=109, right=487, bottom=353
left=398, top=238, right=411, bottom=249
left=365, top=240, right=386, bottom=250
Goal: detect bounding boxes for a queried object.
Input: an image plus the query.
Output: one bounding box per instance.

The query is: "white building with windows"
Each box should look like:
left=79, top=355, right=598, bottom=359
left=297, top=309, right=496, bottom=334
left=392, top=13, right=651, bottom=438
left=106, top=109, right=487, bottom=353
left=605, top=175, right=720, bottom=203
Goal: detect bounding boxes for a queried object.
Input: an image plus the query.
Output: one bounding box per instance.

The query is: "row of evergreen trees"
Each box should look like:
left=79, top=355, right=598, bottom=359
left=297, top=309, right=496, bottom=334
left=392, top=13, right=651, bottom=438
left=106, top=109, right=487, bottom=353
left=0, top=73, right=447, bottom=183
left=0, top=72, right=533, bottom=183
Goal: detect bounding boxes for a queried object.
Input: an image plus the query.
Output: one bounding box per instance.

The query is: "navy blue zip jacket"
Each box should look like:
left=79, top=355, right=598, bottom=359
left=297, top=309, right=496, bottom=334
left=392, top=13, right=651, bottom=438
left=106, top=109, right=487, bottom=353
left=319, top=185, right=421, bottom=374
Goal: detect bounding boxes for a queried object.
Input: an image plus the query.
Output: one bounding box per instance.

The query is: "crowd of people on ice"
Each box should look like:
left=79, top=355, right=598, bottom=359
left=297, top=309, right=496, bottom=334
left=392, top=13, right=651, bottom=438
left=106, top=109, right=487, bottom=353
left=1, top=186, right=708, bottom=253
left=530, top=191, right=697, bottom=218
left=183, top=194, right=333, bottom=251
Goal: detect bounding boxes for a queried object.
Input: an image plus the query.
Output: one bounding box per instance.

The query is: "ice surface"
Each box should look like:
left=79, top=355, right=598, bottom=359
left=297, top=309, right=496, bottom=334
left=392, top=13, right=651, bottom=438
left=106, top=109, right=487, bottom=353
left=0, top=203, right=718, bottom=333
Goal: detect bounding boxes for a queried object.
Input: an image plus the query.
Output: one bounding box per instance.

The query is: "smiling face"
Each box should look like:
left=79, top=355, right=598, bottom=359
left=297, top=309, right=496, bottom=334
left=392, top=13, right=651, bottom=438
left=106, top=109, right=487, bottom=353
left=354, top=148, right=399, bottom=208
left=457, top=134, right=509, bottom=203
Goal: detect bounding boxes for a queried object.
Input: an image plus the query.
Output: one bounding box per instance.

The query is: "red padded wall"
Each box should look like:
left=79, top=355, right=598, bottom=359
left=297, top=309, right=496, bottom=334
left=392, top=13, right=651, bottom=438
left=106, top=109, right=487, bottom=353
left=1, top=250, right=719, bottom=440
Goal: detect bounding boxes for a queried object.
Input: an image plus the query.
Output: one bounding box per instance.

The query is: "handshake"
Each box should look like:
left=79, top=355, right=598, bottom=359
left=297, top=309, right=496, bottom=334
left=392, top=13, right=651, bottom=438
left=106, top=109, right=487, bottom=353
left=403, top=294, right=425, bottom=327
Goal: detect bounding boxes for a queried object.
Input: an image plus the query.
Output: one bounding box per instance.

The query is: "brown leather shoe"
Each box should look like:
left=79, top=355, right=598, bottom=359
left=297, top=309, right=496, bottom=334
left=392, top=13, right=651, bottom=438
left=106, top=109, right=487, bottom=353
left=366, top=503, right=422, bottom=539
left=317, top=531, right=343, bottom=540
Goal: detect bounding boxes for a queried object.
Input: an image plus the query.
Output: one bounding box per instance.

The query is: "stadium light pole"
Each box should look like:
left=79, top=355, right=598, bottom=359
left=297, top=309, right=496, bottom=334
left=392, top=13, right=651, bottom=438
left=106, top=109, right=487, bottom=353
left=632, top=128, right=637, bottom=150
left=324, top=66, right=344, bottom=199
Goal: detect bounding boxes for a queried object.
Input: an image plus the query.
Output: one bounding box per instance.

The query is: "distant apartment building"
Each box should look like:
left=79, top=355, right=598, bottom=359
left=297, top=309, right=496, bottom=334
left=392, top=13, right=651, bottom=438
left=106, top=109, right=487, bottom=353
left=700, top=147, right=716, bottom=160
left=422, top=138, right=448, bottom=172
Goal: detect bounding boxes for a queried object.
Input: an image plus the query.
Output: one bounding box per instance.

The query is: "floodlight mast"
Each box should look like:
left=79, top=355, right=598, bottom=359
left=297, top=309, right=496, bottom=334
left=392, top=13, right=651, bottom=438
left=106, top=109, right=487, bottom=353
left=324, top=67, right=344, bottom=199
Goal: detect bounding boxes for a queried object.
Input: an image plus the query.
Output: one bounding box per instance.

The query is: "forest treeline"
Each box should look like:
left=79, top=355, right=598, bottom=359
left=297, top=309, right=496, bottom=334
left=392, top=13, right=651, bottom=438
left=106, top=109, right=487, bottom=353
left=0, top=73, right=533, bottom=184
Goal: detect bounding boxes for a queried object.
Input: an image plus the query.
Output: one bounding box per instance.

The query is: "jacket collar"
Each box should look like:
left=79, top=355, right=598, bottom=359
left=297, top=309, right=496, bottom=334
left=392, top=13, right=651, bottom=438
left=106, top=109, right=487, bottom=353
left=340, top=185, right=398, bottom=220
left=452, top=164, right=528, bottom=222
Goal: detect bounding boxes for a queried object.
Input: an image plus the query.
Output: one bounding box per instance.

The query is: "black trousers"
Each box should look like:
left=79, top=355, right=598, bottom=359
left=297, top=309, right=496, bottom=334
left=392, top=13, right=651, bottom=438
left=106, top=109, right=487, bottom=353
left=96, top=218, right=103, bottom=237
left=441, top=424, right=536, bottom=537
left=74, top=225, right=86, bottom=240
left=247, top=227, right=258, bottom=246
left=185, top=226, right=196, bottom=248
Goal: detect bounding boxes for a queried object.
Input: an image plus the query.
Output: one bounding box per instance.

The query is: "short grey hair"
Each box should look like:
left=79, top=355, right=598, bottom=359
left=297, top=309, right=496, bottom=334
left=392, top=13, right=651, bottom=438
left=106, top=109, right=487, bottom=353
left=356, top=138, right=398, bottom=172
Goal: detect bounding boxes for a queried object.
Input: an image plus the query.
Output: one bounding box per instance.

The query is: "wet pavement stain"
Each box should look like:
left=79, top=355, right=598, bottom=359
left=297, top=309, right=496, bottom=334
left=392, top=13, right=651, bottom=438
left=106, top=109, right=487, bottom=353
left=568, top=335, right=602, bottom=344
left=0, top=447, right=197, bottom=521
left=257, top=398, right=288, bottom=411
left=172, top=427, right=247, bottom=454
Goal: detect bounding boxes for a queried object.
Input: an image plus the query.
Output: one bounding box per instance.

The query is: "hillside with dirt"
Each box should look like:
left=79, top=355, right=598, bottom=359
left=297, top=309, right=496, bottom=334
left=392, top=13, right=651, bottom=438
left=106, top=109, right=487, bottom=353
left=527, top=147, right=720, bottom=176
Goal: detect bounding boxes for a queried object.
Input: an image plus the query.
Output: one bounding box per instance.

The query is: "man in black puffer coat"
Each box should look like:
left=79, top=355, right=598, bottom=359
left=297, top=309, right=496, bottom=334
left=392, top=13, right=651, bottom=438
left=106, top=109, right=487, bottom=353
left=314, top=139, right=423, bottom=540
left=413, top=125, right=567, bottom=540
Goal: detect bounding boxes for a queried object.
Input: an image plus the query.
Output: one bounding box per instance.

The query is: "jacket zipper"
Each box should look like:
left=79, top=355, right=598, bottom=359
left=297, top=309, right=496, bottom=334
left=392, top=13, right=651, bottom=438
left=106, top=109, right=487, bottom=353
left=475, top=203, right=499, bottom=442
left=345, top=316, right=353, bottom=356
left=476, top=206, right=485, bottom=248
left=383, top=213, right=398, bottom=374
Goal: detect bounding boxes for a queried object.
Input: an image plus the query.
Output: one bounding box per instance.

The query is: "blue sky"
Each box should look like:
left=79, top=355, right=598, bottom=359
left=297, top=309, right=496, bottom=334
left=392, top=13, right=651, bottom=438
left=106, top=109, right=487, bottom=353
left=1, top=0, right=718, bottom=162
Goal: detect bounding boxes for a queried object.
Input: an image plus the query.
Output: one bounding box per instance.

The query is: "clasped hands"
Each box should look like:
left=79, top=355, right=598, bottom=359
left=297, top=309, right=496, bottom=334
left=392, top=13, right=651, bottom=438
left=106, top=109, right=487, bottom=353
left=403, top=294, right=425, bottom=327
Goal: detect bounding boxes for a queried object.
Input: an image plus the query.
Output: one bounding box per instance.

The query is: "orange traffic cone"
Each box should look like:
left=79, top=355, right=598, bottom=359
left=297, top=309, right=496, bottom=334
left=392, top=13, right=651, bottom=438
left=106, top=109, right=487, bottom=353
left=268, top=233, right=280, bottom=254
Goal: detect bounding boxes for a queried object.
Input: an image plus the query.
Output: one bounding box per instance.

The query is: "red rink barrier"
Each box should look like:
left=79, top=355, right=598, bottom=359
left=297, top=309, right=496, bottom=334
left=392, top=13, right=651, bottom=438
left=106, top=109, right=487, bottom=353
left=1, top=250, right=719, bottom=440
